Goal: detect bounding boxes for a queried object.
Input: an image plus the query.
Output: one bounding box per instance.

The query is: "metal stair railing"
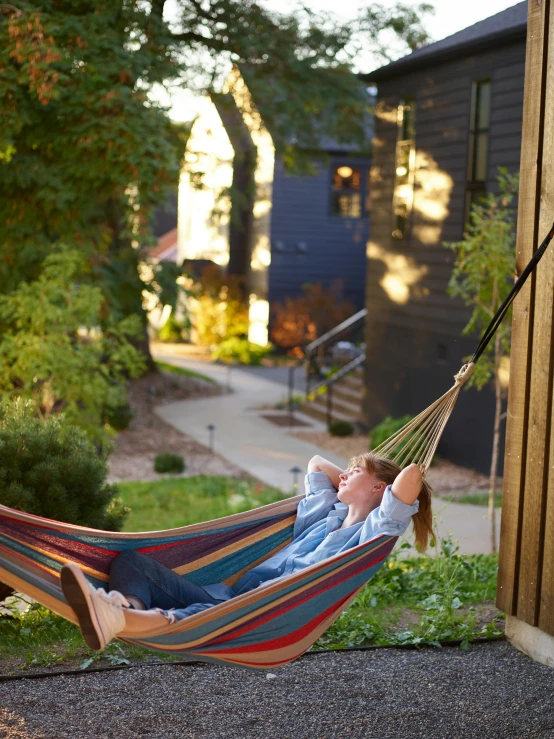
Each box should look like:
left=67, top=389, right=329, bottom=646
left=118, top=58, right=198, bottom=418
left=305, top=308, right=367, bottom=397
left=304, top=309, right=367, bottom=427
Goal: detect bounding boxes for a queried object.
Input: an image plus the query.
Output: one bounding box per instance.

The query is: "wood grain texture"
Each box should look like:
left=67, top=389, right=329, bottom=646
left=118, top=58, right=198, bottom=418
left=497, top=0, right=547, bottom=615
left=537, top=14, right=554, bottom=636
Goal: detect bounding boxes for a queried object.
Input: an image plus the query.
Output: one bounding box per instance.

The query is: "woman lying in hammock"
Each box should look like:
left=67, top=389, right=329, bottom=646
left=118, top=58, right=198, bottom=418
left=61, top=452, right=434, bottom=651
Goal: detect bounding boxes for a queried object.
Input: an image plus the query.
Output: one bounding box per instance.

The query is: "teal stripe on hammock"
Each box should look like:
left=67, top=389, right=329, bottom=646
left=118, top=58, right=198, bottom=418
left=181, top=526, right=294, bottom=586
left=139, top=537, right=392, bottom=648
left=0, top=534, right=73, bottom=578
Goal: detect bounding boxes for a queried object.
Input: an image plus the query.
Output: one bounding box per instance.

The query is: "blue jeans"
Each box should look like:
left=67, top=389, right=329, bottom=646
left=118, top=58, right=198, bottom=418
left=109, top=550, right=222, bottom=610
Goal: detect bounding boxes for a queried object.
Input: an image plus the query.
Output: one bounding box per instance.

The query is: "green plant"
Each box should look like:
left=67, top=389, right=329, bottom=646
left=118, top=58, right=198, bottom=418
left=154, top=453, right=186, bottom=474
left=444, top=168, right=519, bottom=553
left=314, top=535, right=502, bottom=651
left=0, top=250, right=146, bottom=441
left=0, top=399, right=127, bottom=530
left=158, top=312, right=190, bottom=343
left=190, top=265, right=249, bottom=348
left=211, top=337, right=273, bottom=365
left=0, top=398, right=128, bottom=599
left=102, top=387, right=134, bottom=431
left=328, top=420, right=355, bottom=436
left=369, top=414, right=414, bottom=449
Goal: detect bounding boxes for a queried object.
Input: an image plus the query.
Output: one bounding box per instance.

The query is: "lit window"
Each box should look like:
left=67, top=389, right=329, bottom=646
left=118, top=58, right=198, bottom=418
left=331, top=165, right=362, bottom=218
left=466, top=80, right=491, bottom=220
left=391, top=99, right=415, bottom=240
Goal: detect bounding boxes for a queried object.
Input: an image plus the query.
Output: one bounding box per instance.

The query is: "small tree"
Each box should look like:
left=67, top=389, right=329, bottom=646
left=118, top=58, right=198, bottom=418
left=0, top=398, right=128, bottom=601
left=0, top=249, right=146, bottom=440
left=444, top=169, right=519, bottom=552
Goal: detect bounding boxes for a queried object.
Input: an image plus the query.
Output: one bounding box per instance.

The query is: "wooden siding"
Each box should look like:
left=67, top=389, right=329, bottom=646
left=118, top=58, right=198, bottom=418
left=268, top=156, right=370, bottom=313
left=364, top=36, right=525, bottom=472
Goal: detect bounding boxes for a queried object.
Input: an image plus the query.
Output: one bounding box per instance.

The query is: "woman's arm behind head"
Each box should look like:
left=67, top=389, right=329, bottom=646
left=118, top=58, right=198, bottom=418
left=307, top=455, right=344, bottom=490
left=390, top=463, right=422, bottom=506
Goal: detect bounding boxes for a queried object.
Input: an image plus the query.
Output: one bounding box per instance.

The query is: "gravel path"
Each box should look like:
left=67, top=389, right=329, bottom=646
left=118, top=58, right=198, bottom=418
left=1, top=642, right=553, bottom=739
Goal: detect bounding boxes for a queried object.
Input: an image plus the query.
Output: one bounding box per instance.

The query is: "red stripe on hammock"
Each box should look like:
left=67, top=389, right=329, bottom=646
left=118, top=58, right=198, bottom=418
left=203, top=538, right=394, bottom=649
left=194, top=592, right=353, bottom=662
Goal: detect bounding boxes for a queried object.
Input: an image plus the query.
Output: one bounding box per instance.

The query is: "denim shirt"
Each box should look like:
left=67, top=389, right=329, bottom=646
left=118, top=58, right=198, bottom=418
left=200, top=470, right=419, bottom=604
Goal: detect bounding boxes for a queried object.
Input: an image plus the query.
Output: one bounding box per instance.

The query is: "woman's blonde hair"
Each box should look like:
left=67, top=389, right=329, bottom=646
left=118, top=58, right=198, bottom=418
left=348, top=452, right=435, bottom=552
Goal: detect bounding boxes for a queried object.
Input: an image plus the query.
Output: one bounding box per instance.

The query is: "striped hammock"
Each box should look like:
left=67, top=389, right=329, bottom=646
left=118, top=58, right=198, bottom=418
left=0, top=496, right=397, bottom=670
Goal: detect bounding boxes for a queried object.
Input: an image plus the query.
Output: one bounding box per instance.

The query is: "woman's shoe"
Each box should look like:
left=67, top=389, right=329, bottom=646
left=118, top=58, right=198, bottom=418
left=60, top=563, right=130, bottom=650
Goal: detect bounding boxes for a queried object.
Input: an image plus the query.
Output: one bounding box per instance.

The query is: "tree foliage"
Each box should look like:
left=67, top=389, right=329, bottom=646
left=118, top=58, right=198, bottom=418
left=0, top=0, right=434, bottom=433
left=0, top=249, right=145, bottom=438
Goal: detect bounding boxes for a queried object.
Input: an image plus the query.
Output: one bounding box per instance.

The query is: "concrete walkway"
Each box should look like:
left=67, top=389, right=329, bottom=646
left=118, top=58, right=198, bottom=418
left=152, top=347, right=500, bottom=555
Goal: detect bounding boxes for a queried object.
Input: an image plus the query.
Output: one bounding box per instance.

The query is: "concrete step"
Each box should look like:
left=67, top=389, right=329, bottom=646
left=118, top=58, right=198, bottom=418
left=299, top=402, right=359, bottom=426
left=336, top=374, right=364, bottom=392
left=300, top=392, right=362, bottom=425
left=332, top=383, right=363, bottom=404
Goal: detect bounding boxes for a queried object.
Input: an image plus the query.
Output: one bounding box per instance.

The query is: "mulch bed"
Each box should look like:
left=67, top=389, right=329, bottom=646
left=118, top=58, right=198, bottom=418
left=108, top=369, right=260, bottom=484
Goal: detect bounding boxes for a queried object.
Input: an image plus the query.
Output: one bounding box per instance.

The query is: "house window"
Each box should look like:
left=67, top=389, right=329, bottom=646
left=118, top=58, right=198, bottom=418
left=392, top=99, right=416, bottom=240
left=466, top=80, right=491, bottom=220
left=331, top=165, right=363, bottom=218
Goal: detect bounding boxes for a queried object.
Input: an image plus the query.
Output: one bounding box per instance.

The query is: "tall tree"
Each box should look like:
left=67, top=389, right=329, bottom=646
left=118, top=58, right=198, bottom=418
left=0, top=0, right=433, bottom=349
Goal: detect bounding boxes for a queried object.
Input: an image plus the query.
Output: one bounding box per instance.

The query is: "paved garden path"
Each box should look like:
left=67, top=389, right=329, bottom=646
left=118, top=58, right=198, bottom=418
left=152, top=347, right=500, bottom=555
left=0, top=642, right=551, bottom=738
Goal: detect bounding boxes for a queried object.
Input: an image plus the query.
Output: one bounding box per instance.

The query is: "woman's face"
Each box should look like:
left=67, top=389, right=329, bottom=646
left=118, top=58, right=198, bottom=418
left=337, top=465, right=386, bottom=509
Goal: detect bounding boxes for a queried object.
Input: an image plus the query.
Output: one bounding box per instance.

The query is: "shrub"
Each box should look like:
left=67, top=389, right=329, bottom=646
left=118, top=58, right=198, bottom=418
left=189, top=265, right=249, bottom=347
left=369, top=414, right=414, bottom=450
left=0, top=399, right=128, bottom=529
left=270, top=282, right=356, bottom=354
left=328, top=420, right=355, bottom=437
left=211, top=337, right=273, bottom=365
left=0, top=249, right=146, bottom=441
left=102, top=388, right=134, bottom=431
left=158, top=312, right=190, bottom=343
left=154, top=453, right=186, bottom=474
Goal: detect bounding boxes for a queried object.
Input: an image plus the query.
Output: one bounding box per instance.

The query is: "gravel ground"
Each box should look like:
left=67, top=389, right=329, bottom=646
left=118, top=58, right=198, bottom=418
left=1, top=642, right=553, bottom=739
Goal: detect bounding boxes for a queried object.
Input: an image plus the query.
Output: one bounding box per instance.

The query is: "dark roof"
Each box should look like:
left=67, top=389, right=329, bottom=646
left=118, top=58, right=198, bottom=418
left=365, top=1, right=527, bottom=81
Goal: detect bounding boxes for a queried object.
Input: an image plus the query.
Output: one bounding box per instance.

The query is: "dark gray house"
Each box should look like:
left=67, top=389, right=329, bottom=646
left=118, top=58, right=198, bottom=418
left=363, top=2, right=526, bottom=471
left=178, top=68, right=372, bottom=346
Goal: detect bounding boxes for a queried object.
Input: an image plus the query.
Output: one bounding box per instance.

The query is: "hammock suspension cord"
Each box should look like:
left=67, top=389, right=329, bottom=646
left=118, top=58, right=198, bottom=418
left=372, top=222, right=554, bottom=474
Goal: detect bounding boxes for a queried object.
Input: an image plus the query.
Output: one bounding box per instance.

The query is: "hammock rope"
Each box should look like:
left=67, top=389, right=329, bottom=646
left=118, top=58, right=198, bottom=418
left=0, top=222, right=553, bottom=669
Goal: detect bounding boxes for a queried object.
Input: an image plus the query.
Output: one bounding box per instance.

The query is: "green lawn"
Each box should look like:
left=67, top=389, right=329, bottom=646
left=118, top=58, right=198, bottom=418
left=118, top=476, right=285, bottom=532
left=454, top=492, right=503, bottom=507
left=154, top=360, right=216, bottom=384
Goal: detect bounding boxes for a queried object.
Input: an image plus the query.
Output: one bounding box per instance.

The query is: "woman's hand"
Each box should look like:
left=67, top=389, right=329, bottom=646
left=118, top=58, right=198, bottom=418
left=307, top=455, right=344, bottom=490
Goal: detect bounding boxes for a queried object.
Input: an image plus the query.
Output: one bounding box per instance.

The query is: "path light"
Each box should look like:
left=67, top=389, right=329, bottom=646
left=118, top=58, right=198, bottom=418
left=207, top=424, right=215, bottom=452
left=290, top=466, right=302, bottom=492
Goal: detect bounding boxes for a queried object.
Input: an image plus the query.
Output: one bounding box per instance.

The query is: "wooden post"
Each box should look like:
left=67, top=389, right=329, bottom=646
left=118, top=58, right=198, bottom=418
left=496, top=0, right=549, bottom=615
left=498, top=0, right=554, bottom=654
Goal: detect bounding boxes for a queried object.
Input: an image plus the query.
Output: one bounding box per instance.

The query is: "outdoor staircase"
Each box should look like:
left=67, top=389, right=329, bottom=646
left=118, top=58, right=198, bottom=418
left=298, top=309, right=367, bottom=430
left=299, top=366, right=365, bottom=427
